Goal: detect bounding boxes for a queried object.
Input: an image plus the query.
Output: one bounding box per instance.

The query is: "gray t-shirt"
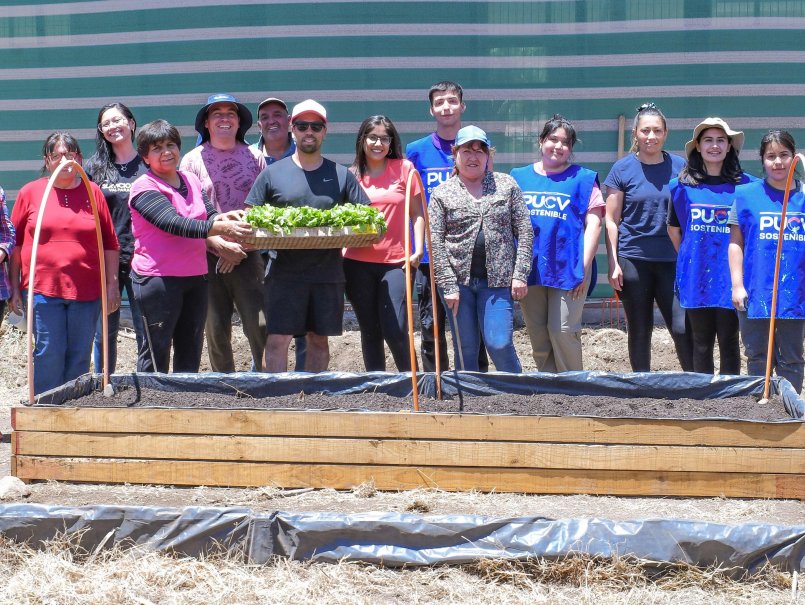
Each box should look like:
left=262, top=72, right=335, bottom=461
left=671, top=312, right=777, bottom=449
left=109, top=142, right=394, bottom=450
left=244, top=156, right=369, bottom=282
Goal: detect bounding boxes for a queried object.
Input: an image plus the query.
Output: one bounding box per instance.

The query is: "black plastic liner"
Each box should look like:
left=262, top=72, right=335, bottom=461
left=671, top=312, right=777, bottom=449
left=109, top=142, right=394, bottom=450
left=33, top=370, right=804, bottom=421
left=0, top=505, right=802, bottom=574
left=12, top=372, right=805, bottom=572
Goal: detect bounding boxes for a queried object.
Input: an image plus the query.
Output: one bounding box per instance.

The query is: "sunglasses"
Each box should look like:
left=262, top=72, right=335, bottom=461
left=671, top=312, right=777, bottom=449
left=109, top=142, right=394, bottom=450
left=293, top=121, right=325, bottom=133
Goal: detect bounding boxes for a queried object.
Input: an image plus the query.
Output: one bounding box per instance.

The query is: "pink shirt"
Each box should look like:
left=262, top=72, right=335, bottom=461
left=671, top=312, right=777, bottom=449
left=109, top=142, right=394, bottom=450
left=129, top=171, right=208, bottom=277
left=179, top=142, right=266, bottom=213
left=343, top=159, right=423, bottom=264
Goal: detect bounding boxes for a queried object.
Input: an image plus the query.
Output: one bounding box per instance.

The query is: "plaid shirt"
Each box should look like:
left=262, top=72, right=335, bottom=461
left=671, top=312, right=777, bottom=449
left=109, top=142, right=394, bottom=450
left=0, top=187, right=15, bottom=300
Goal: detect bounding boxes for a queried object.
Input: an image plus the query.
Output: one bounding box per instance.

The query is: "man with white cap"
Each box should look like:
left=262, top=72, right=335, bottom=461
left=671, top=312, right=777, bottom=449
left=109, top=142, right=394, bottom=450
left=245, top=99, right=370, bottom=372
left=180, top=93, right=267, bottom=372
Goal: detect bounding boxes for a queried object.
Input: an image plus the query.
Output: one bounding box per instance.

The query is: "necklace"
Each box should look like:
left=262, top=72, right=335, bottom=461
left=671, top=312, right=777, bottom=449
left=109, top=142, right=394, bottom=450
left=115, top=160, right=130, bottom=171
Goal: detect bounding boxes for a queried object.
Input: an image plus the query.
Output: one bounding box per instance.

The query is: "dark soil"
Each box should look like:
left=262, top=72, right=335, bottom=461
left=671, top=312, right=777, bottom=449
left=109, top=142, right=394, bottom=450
left=69, top=387, right=794, bottom=421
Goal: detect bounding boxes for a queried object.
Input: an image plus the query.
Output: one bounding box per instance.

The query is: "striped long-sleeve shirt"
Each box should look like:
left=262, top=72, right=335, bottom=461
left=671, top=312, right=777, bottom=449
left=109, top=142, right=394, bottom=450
left=130, top=176, right=216, bottom=238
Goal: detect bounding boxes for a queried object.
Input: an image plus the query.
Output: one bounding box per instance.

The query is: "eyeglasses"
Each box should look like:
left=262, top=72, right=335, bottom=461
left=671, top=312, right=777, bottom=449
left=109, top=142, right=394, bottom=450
left=99, top=116, right=128, bottom=131
left=47, top=152, right=79, bottom=162
left=366, top=134, right=392, bottom=145
left=293, top=121, right=325, bottom=133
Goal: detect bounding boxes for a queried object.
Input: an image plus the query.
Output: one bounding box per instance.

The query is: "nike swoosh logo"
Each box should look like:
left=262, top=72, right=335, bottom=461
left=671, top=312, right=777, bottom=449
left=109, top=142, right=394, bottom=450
left=323, top=178, right=333, bottom=182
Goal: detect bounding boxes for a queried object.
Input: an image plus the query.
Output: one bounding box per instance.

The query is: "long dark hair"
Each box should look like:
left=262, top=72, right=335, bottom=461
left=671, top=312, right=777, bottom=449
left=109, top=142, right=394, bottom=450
left=83, top=102, right=136, bottom=184
left=352, top=115, right=402, bottom=178
left=40, top=131, right=81, bottom=175
left=679, top=127, right=744, bottom=186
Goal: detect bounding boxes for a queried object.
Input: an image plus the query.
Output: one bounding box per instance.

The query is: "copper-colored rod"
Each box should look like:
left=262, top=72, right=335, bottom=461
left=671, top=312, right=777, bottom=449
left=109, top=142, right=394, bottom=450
left=404, top=169, right=442, bottom=405
left=760, top=153, right=805, bottom=402
left=26, top=159, right=109, bottom=404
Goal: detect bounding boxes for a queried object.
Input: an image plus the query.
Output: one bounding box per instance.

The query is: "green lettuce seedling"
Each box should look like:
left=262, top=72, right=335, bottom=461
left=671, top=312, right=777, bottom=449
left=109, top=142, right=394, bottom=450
left=245, top=204, right=387, bottom=235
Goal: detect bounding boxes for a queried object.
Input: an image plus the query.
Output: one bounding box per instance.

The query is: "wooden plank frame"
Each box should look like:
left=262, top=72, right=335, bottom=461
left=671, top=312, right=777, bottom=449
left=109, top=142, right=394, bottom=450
left=10, top=406, right=805, bottom=499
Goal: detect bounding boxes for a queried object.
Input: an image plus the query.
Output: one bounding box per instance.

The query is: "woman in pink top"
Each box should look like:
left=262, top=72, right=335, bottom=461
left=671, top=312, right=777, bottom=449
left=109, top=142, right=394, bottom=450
left=344, top=115, right=425, bottom=371
left=129, top=120, right=251, bottom=373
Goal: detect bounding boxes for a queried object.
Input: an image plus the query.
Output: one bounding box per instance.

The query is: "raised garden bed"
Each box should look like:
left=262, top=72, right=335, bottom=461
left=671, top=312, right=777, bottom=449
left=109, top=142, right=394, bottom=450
left=10, top=372, right=805, bottom=499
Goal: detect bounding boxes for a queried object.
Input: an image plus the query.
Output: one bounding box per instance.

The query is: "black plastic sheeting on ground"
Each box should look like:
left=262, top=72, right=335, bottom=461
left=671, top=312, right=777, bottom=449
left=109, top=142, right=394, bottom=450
left=33, top=371, right=805, bottom=421
left=0, top=505, right=803, bottom=575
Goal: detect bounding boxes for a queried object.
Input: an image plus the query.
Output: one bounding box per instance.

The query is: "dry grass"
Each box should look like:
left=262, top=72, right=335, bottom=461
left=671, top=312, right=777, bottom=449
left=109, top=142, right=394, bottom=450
left=467, top=554, right=793, bottom=592
left=0, top=534, right=799, bottom=605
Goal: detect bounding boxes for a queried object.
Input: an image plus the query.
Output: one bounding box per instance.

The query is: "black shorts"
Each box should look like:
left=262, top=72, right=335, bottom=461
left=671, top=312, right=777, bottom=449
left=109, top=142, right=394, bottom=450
left=264, top=277, right=345, bottom=336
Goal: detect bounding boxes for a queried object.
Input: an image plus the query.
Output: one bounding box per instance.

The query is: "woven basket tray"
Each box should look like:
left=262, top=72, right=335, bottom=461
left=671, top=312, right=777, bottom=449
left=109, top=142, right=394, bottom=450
left=242, top=226, right=384, bottom=249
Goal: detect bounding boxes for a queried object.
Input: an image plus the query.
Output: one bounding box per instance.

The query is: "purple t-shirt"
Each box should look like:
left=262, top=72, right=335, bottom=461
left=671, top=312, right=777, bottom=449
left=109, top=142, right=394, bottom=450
left=179, top=142, right=266, bottom=214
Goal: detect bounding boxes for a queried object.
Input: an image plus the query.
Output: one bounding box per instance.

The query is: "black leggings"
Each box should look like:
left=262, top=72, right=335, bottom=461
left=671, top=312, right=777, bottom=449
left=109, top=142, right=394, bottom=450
left=344, top=259, right=412, bottom=372
left=686, top=307, right=741, bottom=375
left=132, top=271, right=208, bottom=373
left=618, top=258, right=693, bottom=372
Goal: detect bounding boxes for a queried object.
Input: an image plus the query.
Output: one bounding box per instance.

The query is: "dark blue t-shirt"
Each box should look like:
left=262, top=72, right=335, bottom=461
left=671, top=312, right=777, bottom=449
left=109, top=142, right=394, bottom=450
left=604, top=152, right=685, bottom=261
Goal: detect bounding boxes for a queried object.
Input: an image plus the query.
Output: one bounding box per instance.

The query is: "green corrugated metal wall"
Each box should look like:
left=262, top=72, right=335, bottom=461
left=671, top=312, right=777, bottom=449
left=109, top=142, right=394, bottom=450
left=2, top=0, right=804, bottom=297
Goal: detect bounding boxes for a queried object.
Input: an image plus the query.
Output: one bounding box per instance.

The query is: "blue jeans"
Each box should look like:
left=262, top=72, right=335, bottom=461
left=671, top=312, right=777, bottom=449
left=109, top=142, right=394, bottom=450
left=31, top=293, right=100, bottom=394
left=93, top=266, right=145, bottom=374
left=441, top=278, right=521, bottom=373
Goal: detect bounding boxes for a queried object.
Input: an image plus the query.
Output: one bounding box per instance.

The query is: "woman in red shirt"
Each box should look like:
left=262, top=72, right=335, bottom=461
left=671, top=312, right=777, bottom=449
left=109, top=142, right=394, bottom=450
left=9, top=132, right=119, bottom=394
left=344, top=116, right=425, bottom=371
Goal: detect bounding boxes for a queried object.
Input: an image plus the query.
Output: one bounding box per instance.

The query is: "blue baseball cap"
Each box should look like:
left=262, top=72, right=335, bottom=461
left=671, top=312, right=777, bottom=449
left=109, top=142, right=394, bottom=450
left=194, top=93, right=253, bottom=143
left=455, top=125, right=491, bottom=147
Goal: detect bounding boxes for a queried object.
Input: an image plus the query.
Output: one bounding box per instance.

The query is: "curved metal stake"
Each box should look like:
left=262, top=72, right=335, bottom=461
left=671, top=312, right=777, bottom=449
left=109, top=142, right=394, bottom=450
left=759, top=152, right=805, bottom=404
left=26, top=159, right=110, bottom=404
left=404, top=168, right=443, bottom=406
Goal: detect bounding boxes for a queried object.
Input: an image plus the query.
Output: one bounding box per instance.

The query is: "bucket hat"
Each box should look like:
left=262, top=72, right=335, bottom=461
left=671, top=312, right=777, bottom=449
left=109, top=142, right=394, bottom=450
left=194, top=93, right=253, bottom=143
left=685, top=117, right=744, bottom=158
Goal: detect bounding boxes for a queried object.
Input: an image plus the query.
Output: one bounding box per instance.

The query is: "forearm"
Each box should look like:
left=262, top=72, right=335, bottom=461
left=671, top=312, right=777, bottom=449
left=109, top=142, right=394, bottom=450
left=104, top=249, right=119, bottom=286
left=604, top=220, right=620, bottom=269
left=583, top=214, right=602, bottom=270
left=413, top=216, right=425, bottom=255
left=728, top=247, right=744, bottom=287
left=9, top=248, right=20, bottom=294
left=667, top=226, right=682, bottom=252
left=131, top=191, right=215, bottom=238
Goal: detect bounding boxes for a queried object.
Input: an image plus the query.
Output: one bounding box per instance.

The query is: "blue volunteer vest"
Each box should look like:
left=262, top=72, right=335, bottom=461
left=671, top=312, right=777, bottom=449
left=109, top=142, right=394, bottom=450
left=406, top=134, right=454, bottom=264
left=510, top=163, right=597, bottom=290
left=671, top=173, right=755, bottom=309
left=734, top=179, right=805, bottom=319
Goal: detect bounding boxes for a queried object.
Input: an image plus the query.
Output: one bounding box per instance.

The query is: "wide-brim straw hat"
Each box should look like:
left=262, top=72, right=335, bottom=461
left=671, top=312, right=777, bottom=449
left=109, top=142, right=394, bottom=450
left=684, top=117, right=744, bottom=158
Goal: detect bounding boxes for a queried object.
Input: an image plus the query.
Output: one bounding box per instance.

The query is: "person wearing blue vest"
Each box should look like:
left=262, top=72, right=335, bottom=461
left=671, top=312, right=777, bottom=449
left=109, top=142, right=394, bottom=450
left=604, top=102, right=693, bottom=372
left=511, top=115, right=604, bottom=371
left=728, top=130, right=805, bottom=391
left=667, top=117, right=755, bottom=376
left=406, top=80, right=489, bottom=373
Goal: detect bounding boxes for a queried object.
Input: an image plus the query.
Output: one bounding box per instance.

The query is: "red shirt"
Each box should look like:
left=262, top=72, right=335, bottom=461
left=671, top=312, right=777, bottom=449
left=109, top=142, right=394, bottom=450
left=343, top=159, right=423, bottom=264
left=12, top=177, right=118, bottom=301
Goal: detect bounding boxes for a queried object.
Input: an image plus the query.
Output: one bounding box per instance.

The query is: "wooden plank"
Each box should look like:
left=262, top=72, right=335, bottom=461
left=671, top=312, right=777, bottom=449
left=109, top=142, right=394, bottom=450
left=12, top=407, right=805, bottom=448
left=13, top=456, right=805, bottom=499
left=13, top=431, right=805, bottom=474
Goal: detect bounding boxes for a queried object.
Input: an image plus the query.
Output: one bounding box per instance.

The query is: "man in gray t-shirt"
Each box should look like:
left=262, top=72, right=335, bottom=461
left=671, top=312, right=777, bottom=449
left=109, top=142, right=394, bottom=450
left=245, top=99, right=369, bottom=373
